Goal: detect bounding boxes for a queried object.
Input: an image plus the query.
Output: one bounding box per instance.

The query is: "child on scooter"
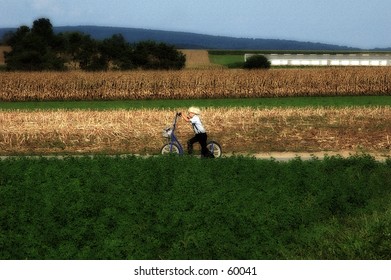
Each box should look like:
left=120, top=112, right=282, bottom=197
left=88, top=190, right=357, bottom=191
left=180, top=107, right=214, bottom=158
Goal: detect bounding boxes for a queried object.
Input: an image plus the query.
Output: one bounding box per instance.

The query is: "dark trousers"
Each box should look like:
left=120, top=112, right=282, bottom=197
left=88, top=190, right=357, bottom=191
left=187, top=133, right=211, bottom=157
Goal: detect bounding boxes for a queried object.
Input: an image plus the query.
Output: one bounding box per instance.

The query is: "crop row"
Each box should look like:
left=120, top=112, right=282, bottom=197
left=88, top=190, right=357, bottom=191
left=1, top=68, right=391, bottom=101
left=0, top=107, right=390, bottom=155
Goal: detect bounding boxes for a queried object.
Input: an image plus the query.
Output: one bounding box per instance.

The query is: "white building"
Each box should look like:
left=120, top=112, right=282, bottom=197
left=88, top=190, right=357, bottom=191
left=244, top=53, right=391, bottom=66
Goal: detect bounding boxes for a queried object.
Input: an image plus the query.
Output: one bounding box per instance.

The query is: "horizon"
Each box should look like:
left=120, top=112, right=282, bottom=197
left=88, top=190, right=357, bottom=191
left=1, top=0, right=391, bottom=49
left=2, top=23, right=389, bottom=51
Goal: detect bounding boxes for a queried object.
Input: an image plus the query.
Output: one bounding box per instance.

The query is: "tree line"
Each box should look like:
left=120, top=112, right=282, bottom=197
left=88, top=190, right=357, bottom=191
left=2, top=18, right=186, bottom=71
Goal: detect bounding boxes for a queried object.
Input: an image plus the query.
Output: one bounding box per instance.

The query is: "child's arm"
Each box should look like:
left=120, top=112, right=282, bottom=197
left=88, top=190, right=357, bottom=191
left=181, top=113, right=191, bottom=122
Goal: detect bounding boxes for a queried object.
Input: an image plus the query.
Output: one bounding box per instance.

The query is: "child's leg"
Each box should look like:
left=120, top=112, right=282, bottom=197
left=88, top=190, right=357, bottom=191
left=199, top=133, right=210, bottom=157
left=187, top=135, right=198, bottom=155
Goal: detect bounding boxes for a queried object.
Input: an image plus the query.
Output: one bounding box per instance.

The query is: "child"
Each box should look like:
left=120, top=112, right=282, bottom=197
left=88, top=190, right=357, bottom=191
left=181, top=107, right=214, bottom=158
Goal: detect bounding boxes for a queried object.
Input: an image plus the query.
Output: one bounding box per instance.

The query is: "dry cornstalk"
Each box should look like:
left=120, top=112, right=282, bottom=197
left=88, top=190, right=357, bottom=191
left=1, top=68, right=391, bottom=101
left=0, top=107, right=390, bottom=155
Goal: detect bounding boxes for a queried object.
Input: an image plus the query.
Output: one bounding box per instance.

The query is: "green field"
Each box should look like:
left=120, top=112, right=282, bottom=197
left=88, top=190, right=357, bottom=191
left=1, top=96, right=391, bottom=110
left=1, top=155, right=391, bottom=259
left=209, top=54, right=244, bottom=68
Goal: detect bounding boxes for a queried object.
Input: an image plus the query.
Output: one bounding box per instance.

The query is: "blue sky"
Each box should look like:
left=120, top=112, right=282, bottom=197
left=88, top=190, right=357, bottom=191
left=0, top=0, right=390, bottom=49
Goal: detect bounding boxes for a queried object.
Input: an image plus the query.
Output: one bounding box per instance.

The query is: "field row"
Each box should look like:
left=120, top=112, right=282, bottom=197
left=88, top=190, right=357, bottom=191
left=1, top=68, right=391, bottom=101
left=1, top=107, right=390, bottom=155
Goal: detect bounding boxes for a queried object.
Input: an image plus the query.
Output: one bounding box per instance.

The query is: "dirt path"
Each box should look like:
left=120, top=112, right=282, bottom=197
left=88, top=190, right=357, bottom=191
left=228, top=151, right=390, bottom=162
left=1, top=151, right=389, bottom=162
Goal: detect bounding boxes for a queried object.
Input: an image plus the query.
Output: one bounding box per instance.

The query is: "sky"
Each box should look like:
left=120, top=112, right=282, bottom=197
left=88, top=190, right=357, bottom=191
left=0, top=0, right=390, bottom=49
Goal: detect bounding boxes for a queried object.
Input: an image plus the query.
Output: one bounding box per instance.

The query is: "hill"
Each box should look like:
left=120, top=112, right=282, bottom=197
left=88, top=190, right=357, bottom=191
left=0, top=25, right=365, bottom=51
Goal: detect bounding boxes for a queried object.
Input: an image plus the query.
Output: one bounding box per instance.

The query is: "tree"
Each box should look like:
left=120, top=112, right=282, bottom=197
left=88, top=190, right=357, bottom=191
left=133, top=41, right=186, bottom=70
left=4, top=26, right=30, bottom=47
left=100, top=34, right=135, bottom=70
left=99, top=39, right=186, bottom=70
left=31, top=18, right=55, bottom=45
left=4, top=18, right=65, bottom=71
left=243, top=55, right=271, bottom=69
left=4, top=18, right=186, bottom=71
left=62, top=32, right=108, bottom=71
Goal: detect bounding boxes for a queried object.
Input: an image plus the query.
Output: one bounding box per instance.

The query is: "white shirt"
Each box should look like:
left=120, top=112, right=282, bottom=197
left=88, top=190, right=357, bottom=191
left=189, top=115, right=206, bottom=134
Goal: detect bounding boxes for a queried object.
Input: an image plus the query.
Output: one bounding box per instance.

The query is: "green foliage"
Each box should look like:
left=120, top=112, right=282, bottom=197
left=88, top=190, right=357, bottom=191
left=3, top=18, right=186, bottom=71
left=243, top=55, right=271, bottom=69
left=0, top=155, right=390, bottom=259
left=101, top=34, right=134, bottom=70
left=133, top=41, right=186, bottom=70
left=4, top=19, right=66, bottom=71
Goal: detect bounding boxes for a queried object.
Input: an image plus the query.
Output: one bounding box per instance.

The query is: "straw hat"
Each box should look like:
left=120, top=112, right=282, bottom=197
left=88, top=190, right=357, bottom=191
left=188, top=106, right=201, bottom=115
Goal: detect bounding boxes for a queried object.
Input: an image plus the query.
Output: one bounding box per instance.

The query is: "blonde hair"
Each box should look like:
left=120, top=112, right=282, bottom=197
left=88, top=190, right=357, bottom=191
left=188, top=106, right=201, bottom=115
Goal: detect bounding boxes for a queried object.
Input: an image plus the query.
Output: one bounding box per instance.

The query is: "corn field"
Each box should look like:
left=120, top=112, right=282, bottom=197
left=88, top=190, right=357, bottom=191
left=1, top=68, right=391, bottom=101
left=181, top=50, right=222, bottom=69
left=1, top=107, right=390, bottom=155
